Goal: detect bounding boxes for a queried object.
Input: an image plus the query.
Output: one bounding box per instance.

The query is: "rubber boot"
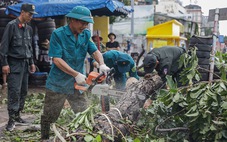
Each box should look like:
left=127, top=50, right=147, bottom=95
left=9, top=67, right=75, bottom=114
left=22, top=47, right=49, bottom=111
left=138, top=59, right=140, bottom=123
left=6, top=111, right=16, bottom=131
left=6, top=118, right=15, bottom=131
left=15, top=111, right=26, bottom=123
left=41, top=115, right=50, bottom=140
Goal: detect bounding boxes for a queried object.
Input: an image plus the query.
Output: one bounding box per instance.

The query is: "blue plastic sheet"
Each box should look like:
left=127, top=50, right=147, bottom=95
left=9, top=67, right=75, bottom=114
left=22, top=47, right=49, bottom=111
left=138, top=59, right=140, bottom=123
left=5, top=0, right=132, bottom=18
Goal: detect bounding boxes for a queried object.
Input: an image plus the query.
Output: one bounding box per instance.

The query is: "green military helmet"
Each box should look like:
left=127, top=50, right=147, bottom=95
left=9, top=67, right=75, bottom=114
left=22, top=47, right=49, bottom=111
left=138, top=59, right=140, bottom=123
left=66, top=6, right=94, bottom=23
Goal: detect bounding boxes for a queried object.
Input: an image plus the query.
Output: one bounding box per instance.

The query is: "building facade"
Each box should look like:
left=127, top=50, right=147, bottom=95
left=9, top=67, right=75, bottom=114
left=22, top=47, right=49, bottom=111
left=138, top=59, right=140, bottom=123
left=184, top=4, right=203, bottom=35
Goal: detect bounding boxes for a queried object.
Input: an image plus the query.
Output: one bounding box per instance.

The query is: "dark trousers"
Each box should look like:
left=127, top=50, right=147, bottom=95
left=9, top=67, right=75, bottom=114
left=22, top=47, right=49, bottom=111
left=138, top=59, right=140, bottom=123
left=41, top=89, right=88, bottom=123
left=7, top=60, right=29, bottom=118
left=41, top=89, right=89, bottom=139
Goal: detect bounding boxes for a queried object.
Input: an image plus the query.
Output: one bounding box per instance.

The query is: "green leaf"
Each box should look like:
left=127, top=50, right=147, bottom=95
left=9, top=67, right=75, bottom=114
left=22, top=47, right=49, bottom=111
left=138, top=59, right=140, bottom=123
left=185, top=105, right=198, bottom=117
left=185, top=110, right=199, bottom=117
left=106, top=134, right=114, bottom=141
left=187, top=73, right=193, bottom=80
left=200, top=125, right=209, bottom=134
left=220, top=82, right=226, bottom=90
left=212, top=120, right=226, bottom=125
left=215, top=132, right=222, bottom=139
left=221, top=101, right=227, bottom=109
left=95, top=135, right=102, bottom=142
left=190, top=89, right=202, bottom=99
left=167, top=101, right=174, bottom=108
left=84, top=134, right=94, bottom=142
left=222, top=130, right=227, bottom=139
left=71, top=136, right=77, bottom=141
left=190, top=84, right=202, bottom=91
left=151, top=138, right=165, bottom=142
left=194, top=73, right=200, bottom=81
left=173, top=93, right=180, bottom=102
left=190, top=105, right=197, bottom=112
left=210, top=124, right=217, bottom=131
left=189, top=116, right=198, bottom=123
left=133, top=138, right=141, bottom=142
left=159, top=89, right=169, bottom=95
left=199, top=94, right=208, bottom=106
left=166, top=75, right=177, bottom=89
left=179, top=101, right=188, bottom=107
left=211, top=101, right=218, bottom=107
left=206, top=90, right=218, bottom=101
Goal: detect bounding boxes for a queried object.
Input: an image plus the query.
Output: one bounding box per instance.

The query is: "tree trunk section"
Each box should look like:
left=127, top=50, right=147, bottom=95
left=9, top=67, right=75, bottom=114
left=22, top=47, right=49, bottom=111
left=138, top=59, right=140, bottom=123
left=92, top=74, right=163, bottom=141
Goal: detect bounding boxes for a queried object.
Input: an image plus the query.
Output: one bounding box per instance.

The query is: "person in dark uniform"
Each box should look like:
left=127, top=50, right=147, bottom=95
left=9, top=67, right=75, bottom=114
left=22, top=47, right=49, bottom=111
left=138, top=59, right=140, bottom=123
left=0, top=3, right=37, bottom=131
left=142, top=46, right=185, bottom=83
left=106, top=33, right=120, bottom=51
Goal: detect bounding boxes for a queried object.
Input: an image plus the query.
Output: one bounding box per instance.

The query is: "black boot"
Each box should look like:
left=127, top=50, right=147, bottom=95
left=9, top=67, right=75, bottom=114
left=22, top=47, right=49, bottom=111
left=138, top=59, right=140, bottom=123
left=15, top=111, right=26, bottom=123
left=6, top=118, right=15, bottom=131
left=41, top=115, right=50, bottom=140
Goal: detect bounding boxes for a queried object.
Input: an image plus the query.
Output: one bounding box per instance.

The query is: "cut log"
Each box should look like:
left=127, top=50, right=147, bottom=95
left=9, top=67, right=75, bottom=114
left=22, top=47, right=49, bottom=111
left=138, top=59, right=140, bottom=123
left=91, top=74, right=163, bottom=141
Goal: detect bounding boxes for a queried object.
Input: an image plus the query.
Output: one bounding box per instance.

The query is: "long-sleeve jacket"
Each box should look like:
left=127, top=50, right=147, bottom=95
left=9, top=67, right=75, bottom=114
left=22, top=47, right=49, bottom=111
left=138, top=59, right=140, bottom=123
left=103, top=50, right=139, bottom=80
left=149, top=46, right=185, bottom=79
left=0, top=18, right=34, bottom=66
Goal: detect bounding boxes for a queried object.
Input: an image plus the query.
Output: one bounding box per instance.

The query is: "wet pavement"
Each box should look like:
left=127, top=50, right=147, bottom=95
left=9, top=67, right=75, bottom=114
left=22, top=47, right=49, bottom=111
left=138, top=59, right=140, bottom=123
left=0, top=85, right=46, bottom=137
left=0, top=85, right=8, bottom=127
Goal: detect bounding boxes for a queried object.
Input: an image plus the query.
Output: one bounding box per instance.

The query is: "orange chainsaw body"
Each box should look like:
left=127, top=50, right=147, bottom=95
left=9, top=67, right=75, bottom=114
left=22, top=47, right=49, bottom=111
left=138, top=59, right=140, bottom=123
left=74, top=71, right=106, bottom=91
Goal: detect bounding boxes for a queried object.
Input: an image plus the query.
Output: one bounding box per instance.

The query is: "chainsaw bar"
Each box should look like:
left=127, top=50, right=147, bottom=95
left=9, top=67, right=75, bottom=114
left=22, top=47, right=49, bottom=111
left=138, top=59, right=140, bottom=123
left=91, top=84, right=125, bottom=98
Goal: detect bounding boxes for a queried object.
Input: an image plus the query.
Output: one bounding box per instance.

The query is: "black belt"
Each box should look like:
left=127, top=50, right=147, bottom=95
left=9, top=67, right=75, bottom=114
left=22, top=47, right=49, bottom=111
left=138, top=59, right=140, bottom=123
left=8, top=56, right=30, bottom=61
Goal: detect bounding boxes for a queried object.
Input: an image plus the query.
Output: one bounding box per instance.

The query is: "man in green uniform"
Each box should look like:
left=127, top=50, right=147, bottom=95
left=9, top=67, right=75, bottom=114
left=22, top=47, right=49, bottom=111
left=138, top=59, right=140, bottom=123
left=0, top=3, right=37, bottom=131
left=92, top=50, right=139, bottom=90
left=40, top=6, right=110, bottom=140
left=143, top=46, right=185, bottom=83
left=103, top=50, right=139, bottom=90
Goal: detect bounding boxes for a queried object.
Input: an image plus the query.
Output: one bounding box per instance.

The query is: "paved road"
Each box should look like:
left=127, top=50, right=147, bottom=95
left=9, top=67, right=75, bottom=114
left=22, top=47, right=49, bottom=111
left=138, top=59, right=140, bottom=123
left=0, top=85, right=45, bottom=135
left=0, top=86, right=8, bottom=126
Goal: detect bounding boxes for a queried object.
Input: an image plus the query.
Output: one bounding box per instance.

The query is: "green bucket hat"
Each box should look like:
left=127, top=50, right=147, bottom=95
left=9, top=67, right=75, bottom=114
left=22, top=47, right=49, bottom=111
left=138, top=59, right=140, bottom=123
left=66, top=6, right=94, bottom=23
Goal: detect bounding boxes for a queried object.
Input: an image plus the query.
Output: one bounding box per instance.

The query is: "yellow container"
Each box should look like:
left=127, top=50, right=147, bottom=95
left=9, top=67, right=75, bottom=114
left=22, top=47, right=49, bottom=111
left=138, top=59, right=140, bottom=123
left=146, top=20, right=187, bottom=51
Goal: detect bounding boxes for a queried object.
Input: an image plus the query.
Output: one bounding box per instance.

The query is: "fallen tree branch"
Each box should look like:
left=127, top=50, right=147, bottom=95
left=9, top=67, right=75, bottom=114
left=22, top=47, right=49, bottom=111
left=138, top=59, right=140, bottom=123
left=155, top=127, right=189, bottom=132
left=53, top=123, right=66, bottom=142
left=155, top=109, right=188, bottom=133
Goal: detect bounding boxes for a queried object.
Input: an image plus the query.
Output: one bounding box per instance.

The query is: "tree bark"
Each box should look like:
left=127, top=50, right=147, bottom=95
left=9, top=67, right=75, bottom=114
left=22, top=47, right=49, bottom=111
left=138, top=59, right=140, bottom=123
left=92, top=74, right=163, bottom=141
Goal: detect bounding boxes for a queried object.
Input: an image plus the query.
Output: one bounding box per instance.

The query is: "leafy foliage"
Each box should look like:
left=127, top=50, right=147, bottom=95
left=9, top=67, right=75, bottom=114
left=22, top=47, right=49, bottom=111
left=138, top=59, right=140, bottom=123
left=2, top=49, right=227, bottom=142
left=23, top=93, right=45, bottom=114
left=139, top=78, right=227, bottom=141
left=135, top=50, right=227, bottom=141
left=178, top=46, right=200, bottom=85
left=215, top=51, right=227, bottom=80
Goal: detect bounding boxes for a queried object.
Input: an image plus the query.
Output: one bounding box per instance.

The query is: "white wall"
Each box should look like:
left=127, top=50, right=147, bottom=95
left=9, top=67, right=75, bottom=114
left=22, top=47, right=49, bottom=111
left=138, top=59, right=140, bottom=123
left=156, top=0, right=187, bottom=15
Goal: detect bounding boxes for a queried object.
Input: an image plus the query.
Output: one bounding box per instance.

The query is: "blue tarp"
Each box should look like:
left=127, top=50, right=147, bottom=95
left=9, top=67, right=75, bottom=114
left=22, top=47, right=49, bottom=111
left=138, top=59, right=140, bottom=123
left=5, top=0, right=132, bottom=18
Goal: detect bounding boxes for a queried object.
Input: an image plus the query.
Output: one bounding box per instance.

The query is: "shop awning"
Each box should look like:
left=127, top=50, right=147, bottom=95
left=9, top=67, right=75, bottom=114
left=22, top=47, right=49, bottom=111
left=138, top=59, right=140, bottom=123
left=5, top=0, right=132, bottom=18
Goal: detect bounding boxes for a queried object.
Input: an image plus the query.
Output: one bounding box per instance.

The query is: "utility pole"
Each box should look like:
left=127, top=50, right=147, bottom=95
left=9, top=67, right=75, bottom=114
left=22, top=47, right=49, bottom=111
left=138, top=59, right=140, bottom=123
left=130, top=0, right=134, bottom=38
left=209, top=8, right=219, bottom=82
left=153, top=0, right=156, bottom=13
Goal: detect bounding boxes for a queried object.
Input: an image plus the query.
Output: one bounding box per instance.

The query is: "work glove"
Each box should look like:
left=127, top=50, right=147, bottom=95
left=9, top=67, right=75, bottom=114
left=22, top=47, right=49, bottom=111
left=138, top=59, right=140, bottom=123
left=75, top=73, right=87, bottom=85
left=99, top=64, right=110, bottom=75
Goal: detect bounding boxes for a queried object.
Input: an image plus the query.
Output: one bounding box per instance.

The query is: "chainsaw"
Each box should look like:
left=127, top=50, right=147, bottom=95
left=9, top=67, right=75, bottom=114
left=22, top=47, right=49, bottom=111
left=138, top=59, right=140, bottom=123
left=74, top=68, right=126, bottom=112
left=74, top=71, right=106, bottom=92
